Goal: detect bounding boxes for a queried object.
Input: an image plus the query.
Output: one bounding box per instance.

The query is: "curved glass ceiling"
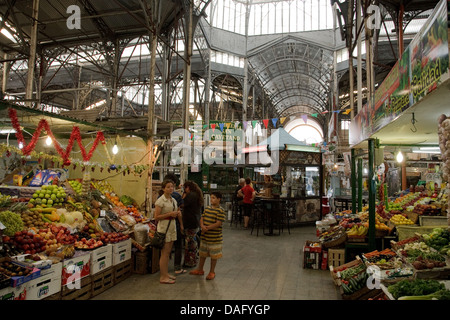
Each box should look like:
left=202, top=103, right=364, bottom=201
left=207, top=0, right=334, bottom=36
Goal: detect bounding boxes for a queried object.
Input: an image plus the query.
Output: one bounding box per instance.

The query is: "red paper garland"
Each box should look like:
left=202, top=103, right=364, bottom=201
left=8, top=108, right=106, bottom=165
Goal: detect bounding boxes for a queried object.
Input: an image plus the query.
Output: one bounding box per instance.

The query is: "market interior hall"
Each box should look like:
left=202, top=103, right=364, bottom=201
left=0, top=0, right=450, bottom=302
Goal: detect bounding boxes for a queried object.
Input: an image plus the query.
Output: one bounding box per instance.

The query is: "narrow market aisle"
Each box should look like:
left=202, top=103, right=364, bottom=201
left=92, top=225, right=340, bottom=300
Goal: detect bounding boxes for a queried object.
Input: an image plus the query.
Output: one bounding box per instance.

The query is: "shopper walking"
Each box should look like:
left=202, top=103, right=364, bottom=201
left=181, top=180, right=204, bottom=270
left=154, top=180, right=183, bottom=284
left=190, top=191, right=225, bottom=280
left=162, top=173, right=184, bottom=274
left=238, top=177, right=256, bottom=229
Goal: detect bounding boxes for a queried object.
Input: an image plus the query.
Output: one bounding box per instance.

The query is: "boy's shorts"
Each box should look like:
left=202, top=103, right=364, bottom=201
left=199, top=241, right=223, bottom=260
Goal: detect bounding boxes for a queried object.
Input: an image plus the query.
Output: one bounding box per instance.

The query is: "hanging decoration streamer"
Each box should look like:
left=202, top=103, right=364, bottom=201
left=8, top=108, right=106, bottom=165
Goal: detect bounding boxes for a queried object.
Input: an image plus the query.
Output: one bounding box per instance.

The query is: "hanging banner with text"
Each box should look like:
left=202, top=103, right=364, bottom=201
left=349, top=0, right=449, bottom=146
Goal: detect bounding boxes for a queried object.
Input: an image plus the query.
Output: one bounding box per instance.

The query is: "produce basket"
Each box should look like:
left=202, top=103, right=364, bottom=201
left=319, top=225, right=347, bottom=248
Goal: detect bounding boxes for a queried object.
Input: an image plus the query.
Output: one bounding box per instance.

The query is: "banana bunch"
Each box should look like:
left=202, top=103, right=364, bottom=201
left=346, top=225, right=368, bottom=236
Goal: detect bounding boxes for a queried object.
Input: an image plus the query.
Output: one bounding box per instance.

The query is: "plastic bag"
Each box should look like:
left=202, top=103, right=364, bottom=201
left=29, top=170, right=48, bottom=186
left=134, top=223, right=150, bottom=246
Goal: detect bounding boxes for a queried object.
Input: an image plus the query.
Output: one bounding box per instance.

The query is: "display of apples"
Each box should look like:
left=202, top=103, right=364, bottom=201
left=37, top=227, right=61, bottom=253
left=11, top=230, right=47, bottom=255
left=100, top=232, right=129, bottom=244
left=75, top=237, right=104, bottom=250
left=48, top=225, right=78, bottom=245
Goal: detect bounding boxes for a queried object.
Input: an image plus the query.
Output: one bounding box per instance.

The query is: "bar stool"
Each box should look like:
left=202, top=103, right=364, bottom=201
left=279, top=200, right=296, bottom=234
left=230, top=200, right=243, bottom=227
left=251, top=200, right=266, bottom=236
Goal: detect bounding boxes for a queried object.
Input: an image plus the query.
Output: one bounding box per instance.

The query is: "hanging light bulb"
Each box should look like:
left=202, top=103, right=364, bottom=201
left=112, top=137, right=119, bottom=155
left=18, top=141, right=23, bottom=149
left=396, top=151, right=404, bottom=163
left=46, top=136, right=52, bottom=146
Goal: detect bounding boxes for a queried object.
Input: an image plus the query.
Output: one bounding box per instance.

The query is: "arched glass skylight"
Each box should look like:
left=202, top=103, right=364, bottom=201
left=284, top=117, right=324, bottom=145
left=207, top=0, right=334, bottom=35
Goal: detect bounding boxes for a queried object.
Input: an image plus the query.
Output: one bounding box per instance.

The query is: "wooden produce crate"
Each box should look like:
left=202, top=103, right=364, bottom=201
left=329, top=258, right=363, bottom=286
left=419, top=216, right=447, bottom=227
left=328, top=248, right=346, bottom=269
left=113, top=260, right=132, bottom=285
left=91, top=267, right=114, bottom=298
left=359, top=288, right=384, bottom=300
left=61, top=276, right=92, bottom=300
left=132, top=250, right=149, bottom=275
left=405, top=211, right=419, bottom=225
left=42, top=292, right=62, bottom=300
left=413, top=266, right=450, bottom=280
left=340, top=285, right=373, bottom=300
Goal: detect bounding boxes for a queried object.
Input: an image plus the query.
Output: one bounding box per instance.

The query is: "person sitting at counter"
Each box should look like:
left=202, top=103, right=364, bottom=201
left=237, top=177, right=256, bottom=229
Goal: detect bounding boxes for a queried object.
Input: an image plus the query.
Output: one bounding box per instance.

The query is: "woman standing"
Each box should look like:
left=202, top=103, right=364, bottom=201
left=181, top=181, right=204, bottom=269
left=154, top=180, right=183, bottom=284
left=238, top=177, right=256, bottom=229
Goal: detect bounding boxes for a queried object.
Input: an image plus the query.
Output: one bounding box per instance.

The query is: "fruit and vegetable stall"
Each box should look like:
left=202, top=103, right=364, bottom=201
left=0, top=175, right=162, bottom=300
left=321, top=228, right=450, bottom=300
left=302, top=181, right=450, bottom=300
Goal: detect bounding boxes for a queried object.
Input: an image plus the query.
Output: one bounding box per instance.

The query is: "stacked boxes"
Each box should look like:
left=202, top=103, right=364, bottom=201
left=302, top=241, right=322, bottom=269
left=26, top=262, right=62, bottom=300
left=61, top=251, right=91, bottom=286
left=0, top=239, right=133, bottom=300
left=112, top=238, right=132, bottom=265
left=91, top=244, right=113, bottom=275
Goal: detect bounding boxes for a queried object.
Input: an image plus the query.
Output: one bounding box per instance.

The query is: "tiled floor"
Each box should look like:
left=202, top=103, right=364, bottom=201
left=92, top=224, right=341, bottom=300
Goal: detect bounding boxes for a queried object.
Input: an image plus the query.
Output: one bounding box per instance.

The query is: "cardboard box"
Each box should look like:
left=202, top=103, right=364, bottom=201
left=25, top=263, right=62, bottom=300
left=112, top=239, right=132, bottom=265
left=61, top=251, right=91, bottom=286
left=9, top=264, right=41, bottom=288
left=91, top=244, right=113, bottom=275
left=0, top=284, right=27, bottom=300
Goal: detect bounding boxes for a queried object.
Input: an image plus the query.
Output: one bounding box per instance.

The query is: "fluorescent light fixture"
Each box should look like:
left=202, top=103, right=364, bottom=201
left=0, top=128, right=16, bottom=134
left=418, top=147, right=440, bottom=151
left=412, top=146, right=441, bottom=154
left=412, top=149, right=441, bottom=154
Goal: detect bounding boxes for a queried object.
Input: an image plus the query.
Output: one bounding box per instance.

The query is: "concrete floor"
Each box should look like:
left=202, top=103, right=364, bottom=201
left=91, top=224, right=341, bottom=300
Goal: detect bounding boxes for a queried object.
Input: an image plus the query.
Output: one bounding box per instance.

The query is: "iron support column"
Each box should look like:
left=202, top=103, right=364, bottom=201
left=368, top=138, right=376, bottom=251
left=351, top=148, right=357, bottom=214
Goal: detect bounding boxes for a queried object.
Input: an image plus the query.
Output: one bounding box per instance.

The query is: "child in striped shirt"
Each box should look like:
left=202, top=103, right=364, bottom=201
left=189, top=191, right=225, bottom=280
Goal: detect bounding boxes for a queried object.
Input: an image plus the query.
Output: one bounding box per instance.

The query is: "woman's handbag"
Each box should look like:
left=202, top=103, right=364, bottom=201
left=150, top=219, right=172, bottom=249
